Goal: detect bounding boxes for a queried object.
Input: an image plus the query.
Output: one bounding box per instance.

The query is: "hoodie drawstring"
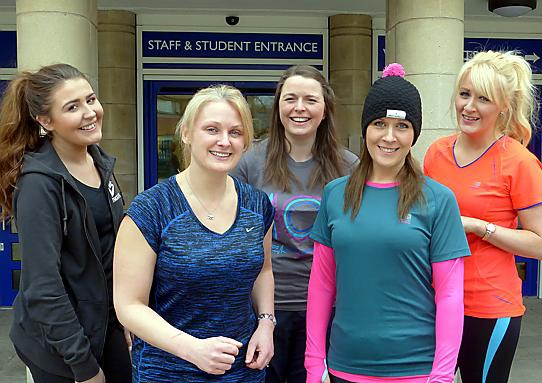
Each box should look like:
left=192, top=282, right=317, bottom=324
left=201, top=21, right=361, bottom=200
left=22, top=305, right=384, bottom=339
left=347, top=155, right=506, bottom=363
left=61, top=178, right=68, bottom=236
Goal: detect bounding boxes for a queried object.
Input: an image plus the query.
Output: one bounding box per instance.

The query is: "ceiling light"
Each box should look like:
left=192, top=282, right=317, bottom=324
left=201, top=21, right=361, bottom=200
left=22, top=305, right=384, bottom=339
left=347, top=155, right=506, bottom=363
left=489, top=0, right=537, bottom=17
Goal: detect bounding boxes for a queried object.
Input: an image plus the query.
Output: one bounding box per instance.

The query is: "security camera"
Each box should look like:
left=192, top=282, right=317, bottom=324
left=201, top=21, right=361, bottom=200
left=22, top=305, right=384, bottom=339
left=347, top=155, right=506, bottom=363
left=226, top=16, right=239, bottom=26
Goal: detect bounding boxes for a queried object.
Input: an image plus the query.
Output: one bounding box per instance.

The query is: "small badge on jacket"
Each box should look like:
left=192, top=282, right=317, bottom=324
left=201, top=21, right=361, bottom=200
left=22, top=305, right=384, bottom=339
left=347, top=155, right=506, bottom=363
left=108, top=180, right=122, bottom=203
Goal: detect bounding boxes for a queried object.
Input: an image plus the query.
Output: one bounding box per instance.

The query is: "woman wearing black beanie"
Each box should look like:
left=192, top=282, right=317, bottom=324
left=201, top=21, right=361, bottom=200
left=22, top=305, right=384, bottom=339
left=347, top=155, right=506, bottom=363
left=305, top=64, right=470, bottom=383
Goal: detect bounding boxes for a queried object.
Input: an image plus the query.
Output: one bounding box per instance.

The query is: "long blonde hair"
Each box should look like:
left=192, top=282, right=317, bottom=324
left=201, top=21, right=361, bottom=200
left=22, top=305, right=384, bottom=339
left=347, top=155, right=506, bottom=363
left=455, top=50, right=538, bottom=145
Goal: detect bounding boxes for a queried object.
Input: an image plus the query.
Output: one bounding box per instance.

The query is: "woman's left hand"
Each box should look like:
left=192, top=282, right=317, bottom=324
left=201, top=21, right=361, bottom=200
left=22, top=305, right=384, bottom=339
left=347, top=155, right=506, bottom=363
left=245, top=320, right=274, bottom=370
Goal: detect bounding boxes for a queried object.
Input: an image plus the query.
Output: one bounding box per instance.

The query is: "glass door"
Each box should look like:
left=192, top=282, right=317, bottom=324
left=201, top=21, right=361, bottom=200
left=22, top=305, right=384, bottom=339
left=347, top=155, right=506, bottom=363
left=144, top=80, right=276, bottom=188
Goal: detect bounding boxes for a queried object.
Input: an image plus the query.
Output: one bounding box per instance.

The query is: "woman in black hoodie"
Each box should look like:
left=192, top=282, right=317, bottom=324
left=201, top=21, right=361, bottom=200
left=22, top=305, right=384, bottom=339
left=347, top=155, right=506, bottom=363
left=0, top=64, right=131, bottom=383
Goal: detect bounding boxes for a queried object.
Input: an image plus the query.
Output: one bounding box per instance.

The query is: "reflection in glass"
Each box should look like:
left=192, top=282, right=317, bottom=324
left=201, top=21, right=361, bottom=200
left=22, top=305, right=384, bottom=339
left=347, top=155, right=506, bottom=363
left=12, top=269, right=21, bottom=290
left=12, top=242, right=21, bottom=261
left=516, top=262, right=526, bottom=281
left=247, top=95, right=273, bottom=140
left=157, top=95, right=190, bottom=182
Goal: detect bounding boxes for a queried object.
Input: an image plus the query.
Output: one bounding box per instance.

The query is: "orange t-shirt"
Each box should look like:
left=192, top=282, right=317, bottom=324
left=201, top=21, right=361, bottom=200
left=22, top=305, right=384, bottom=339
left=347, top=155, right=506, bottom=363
left=424, top=134, right=542, bottom=318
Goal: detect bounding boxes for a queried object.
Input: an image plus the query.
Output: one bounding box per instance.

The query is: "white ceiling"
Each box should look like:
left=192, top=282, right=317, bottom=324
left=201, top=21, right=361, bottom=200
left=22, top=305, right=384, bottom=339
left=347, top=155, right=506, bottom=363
left=101, top=0, right=542, bottom=18
left=1, top=0, right=542, bottom=18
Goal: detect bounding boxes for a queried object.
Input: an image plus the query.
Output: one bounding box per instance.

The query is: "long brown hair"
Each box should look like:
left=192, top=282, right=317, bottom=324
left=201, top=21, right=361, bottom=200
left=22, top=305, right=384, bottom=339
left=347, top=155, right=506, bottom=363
left=264, top=65, right=347, bottom=192
left=344, top=143, right=425, bottom=220
left=0, top=64, right=87, bottom=218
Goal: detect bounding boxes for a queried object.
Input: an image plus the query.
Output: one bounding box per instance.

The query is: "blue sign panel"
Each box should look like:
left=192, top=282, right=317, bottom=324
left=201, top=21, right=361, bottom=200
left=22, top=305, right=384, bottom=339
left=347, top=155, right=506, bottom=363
left=377, top=36, right=542, bottom=74
left=465, top=38, right=542, bottom=74
left=142, top=31, right=323, bottom=60
left=0, top=31, right=17, bottom=68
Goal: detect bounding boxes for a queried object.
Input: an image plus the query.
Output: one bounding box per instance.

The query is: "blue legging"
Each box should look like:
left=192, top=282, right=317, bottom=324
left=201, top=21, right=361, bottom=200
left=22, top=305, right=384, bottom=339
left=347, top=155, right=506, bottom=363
left=458, top=315, right=522, bottom=383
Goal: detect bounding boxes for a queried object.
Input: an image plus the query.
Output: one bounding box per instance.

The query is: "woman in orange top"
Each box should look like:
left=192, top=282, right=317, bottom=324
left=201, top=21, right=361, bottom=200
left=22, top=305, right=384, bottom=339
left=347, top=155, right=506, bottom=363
left=424, top=51, right=542, bottom=383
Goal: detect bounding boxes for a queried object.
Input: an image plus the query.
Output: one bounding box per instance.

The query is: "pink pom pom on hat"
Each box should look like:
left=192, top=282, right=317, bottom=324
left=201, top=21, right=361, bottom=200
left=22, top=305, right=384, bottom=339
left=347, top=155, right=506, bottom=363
left=382, top=63, right=405, bottom=78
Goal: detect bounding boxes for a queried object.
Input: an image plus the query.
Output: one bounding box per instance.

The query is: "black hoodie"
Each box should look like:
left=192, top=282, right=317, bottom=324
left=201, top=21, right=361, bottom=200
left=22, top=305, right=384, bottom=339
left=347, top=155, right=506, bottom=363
left=9, top=139, right=124, bottom=381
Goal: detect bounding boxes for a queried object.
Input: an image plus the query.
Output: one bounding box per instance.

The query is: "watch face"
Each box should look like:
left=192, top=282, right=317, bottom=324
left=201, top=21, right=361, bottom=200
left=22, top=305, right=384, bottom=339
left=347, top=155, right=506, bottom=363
left=487, top=223, right=496, bottom=233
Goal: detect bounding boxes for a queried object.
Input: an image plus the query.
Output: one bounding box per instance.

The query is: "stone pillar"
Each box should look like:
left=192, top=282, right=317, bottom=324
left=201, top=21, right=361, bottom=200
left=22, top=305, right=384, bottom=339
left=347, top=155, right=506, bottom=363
left=329, top=14, right=372, bottom=155
left=386, top=0, right=464, bottom=160
left=97, top=11, right=137, bottom=204
left=16, top=0, right=98, bottom=89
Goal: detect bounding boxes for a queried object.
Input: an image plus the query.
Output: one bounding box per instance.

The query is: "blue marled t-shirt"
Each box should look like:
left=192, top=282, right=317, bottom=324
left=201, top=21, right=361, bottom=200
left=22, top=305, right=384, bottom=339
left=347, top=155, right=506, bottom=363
left=127, top=175, right=274, bottom=382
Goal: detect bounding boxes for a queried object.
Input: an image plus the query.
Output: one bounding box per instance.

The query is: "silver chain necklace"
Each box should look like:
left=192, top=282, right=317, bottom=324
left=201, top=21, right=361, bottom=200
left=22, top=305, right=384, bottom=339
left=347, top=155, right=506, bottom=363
left=184, top=172, right=223, bottom=220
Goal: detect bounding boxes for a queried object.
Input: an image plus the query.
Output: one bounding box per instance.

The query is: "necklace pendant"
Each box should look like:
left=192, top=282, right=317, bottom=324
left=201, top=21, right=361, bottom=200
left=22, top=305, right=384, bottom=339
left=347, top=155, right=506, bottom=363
left=207, top=214, right=214, bottom=220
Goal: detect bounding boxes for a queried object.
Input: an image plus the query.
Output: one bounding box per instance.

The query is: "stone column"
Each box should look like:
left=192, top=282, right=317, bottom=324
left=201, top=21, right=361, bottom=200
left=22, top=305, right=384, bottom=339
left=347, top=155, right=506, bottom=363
left=97, top=11, right=137, bottom=204
left=16, top=0, right=98, bottom=88
left=386, top=0, right=464, bottom=160
left=329, top=14, right=372, bottom=155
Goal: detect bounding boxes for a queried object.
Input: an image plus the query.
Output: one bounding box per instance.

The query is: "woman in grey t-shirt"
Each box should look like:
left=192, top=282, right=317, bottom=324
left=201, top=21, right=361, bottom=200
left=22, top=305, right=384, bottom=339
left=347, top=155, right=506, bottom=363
left=232, top=65, right=358, bottom=383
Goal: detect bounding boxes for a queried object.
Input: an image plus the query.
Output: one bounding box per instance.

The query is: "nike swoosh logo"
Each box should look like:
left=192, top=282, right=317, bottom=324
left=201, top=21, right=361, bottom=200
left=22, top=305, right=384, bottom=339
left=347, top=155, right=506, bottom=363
left=245, top=227, right=255, bottom=232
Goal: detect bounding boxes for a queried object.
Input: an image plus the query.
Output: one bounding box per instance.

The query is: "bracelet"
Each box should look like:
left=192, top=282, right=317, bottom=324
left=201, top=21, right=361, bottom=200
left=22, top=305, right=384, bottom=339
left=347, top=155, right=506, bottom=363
left=257, top=313, right=277, bottom=326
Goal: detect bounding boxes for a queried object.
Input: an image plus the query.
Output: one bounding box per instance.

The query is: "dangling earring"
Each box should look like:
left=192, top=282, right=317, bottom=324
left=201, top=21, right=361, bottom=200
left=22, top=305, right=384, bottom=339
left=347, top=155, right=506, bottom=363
left=35, top=116, right=51, bottom=137
left=37, top=122, right=49, bottom=138
left=499, top=111, right=505, bottom=118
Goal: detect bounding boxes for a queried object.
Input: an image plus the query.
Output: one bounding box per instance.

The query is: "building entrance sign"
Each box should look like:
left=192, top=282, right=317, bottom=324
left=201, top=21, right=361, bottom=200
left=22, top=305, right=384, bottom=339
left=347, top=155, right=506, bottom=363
left=142, top=31, right=323, bottom=60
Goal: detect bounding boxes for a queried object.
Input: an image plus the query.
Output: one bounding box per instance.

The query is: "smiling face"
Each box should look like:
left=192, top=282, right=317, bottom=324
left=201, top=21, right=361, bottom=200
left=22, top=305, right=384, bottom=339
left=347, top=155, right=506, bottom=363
left=182, top=100, right=246, bottom=174
left=365, top=117, right=414, bottom=182
left=455, top=74, right=504, bottom=142
left=278, top=75, right=326, bottom=144
left=37, top=78, right=103, bottom=153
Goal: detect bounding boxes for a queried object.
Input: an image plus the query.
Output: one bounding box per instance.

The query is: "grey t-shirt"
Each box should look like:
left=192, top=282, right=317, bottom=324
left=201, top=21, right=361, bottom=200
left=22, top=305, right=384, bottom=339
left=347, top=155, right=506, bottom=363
left=231, top=139, right=358, bottom=310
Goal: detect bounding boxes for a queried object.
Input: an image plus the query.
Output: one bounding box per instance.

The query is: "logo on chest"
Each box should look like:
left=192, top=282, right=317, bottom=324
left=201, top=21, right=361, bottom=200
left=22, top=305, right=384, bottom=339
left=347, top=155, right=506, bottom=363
left=108, top=180, right=122, bottom=203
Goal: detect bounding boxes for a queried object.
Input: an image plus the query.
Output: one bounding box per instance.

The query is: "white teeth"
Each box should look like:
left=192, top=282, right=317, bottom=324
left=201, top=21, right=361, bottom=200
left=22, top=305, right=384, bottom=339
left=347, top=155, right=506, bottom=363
left=81, top=123, right=96, bottom=131
left=210, top=151, right=230, bottom=157
left=463, top=115, right=479, bottom=121
left=379, top=146, right=397, bottom=153
left=291, top=117, right=309, bottom=122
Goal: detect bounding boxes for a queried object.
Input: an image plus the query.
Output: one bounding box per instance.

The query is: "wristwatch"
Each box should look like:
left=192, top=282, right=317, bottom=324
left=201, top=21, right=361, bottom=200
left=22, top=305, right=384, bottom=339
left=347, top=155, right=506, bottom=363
left=482, top=222, right=496, bottom=241
left=257, top=313, right=277, bottom=326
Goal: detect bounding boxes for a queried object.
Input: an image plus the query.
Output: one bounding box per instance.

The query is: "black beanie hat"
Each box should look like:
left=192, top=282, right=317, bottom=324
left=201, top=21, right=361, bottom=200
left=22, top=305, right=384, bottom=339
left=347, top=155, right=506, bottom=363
left=361, top=64, right=422, bottom=145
